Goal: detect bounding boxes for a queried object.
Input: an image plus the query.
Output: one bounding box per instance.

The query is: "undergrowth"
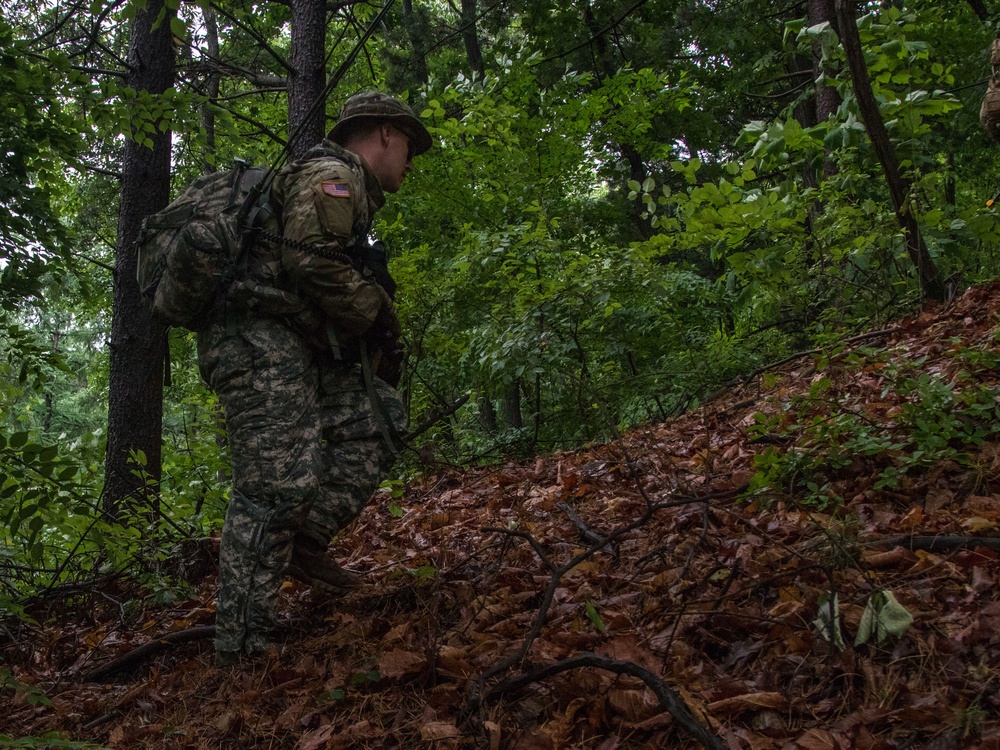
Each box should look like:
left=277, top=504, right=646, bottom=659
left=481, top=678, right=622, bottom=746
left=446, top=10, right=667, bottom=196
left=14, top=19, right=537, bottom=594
left=746, top=340, right=1000, bottom=510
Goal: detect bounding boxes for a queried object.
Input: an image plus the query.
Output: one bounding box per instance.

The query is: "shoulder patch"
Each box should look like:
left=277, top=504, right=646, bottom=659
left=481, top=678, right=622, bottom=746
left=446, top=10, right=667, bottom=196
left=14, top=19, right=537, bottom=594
left=322, top=180, right=352, bottom=198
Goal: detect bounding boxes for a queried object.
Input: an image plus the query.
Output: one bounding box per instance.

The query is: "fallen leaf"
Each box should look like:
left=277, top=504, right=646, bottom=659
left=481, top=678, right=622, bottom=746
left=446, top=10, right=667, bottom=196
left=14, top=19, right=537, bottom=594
left=420, top=720, right=460, bottom=740
left=961, top=516, right=998, bottom=532
left=378, top=648, right=425, bottom=679
left=708, top=692, right=788, bottom=716
left=794, top=727, right=839, bottom=749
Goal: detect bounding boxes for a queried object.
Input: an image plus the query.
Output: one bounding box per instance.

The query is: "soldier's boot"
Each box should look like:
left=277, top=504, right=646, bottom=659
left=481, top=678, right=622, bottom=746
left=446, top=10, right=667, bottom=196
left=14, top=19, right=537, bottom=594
left=286, top=534, right=361, bottom=594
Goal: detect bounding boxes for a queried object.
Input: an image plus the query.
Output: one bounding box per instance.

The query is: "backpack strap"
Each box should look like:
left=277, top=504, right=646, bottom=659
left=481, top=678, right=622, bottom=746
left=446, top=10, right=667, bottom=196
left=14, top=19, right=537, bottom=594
left=359, top=338, right=407, bottom=455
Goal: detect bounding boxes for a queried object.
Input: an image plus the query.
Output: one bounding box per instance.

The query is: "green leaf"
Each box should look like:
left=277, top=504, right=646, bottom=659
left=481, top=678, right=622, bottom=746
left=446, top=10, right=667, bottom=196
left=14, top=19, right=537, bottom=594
left=169, top=16, right=187, bottom=39
left=854, top=590, right=914, bottom=645
left=584, top=600, right=606, bottom=633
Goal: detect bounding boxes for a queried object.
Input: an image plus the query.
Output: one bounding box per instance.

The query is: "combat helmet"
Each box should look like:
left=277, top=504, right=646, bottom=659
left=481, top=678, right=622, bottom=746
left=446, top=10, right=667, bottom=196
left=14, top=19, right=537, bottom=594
left=329, top=92, right=433, bottom=156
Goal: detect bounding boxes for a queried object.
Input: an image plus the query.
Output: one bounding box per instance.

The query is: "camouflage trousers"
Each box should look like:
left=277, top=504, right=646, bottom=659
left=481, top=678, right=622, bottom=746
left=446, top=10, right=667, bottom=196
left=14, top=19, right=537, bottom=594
left=198, top=314, right=406, bottom=655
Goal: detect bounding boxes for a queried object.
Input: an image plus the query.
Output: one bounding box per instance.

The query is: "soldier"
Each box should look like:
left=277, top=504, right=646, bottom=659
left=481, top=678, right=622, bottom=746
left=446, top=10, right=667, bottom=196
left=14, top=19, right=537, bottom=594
left=198, top=92, right=432, bottom=665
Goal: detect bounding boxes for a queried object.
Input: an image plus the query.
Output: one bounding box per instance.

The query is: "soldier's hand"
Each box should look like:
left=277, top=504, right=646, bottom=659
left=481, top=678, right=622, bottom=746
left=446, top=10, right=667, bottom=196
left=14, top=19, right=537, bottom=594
left=360, top=240, right=397, bottom=300
left=367, top=316, right=405, bottom=387
left=372, top=299, right=401, bottom=338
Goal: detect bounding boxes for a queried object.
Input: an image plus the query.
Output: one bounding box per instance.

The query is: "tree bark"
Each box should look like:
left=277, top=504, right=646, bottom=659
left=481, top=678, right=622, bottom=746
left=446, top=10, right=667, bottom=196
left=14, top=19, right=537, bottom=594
left=201, top=6, right=221, bottom=175
left=289, top=0, right=326, bottom=159
left=620, top=143, right=654, bottom=240
left=477, top=393, right=498, bottom=435
left=103, top=0, right=174, bottom=515
left=965, top=0, right=989, bottom=22
left=809, top=0, right=841, bottom=181
left=502, top=382, right=523, bottom=429
left=809, top=0, right=841, bottom=120
left=834, top=0, right=945, bottom=301
left=460, top=0, right=485, bottom=78
left=43, top=330, right=61, bottom=435
left=402, top=0, right=429, bottom=85
left=791, top=51, right=818, bottom=194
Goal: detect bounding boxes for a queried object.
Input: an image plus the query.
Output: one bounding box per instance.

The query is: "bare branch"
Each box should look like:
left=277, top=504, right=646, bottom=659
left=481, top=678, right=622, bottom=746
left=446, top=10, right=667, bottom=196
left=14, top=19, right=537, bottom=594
left=488, top=653, right=725, bottom=750
left=532, top=0, right=649, bottom=67
left=209, top=2, right=295, bottom=75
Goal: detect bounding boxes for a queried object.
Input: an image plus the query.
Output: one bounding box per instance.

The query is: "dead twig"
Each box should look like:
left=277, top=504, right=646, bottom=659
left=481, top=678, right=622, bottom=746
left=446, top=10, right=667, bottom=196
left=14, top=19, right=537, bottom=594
left=79, top=625, right=216, bottom=683
left=556, top=501, right=613, bottom=552
left=488, top=653, right=725, bottom=750
left=868, top=536, right=1000, bottom=552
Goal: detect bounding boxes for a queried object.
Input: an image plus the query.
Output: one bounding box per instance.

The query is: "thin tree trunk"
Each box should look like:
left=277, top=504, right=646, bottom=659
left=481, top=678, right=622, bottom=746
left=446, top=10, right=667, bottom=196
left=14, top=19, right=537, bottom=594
left=460, top=0, right=485, bottom=78
left=791, top=51, right=818, bottom=192
left=834, top=0, right=945, bottom=301
left=810, top=0, right=841, bottom=120
left=104, top=0, right=174, bottom=515
left=621, top=143, right=654, bottom=240
left=477, top=393, right=498, bottom=435
left=289, top=0, right=326, bottom=158
left=43, top=330, right=60, bottom=434
left=402, top=0, right=429, bottom=85
left=809, top=0, right=841, bottom=180
left=201, top=7, right=221, bottom=175
left=966, top=0, right=988, bottom=22
left=945, top=151, right=956, bottom=206
left=502, top=382, right=523, bottom=429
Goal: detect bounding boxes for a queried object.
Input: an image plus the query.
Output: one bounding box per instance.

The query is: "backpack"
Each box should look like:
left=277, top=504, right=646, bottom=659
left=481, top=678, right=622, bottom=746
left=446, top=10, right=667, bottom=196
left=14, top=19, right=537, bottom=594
left=135, top=161, right=273, bottom=330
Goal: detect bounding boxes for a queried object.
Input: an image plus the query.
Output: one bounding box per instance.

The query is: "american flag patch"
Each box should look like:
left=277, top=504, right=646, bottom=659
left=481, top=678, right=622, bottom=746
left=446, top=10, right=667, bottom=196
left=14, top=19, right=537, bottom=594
left=322, top=180, right=351, bottom=198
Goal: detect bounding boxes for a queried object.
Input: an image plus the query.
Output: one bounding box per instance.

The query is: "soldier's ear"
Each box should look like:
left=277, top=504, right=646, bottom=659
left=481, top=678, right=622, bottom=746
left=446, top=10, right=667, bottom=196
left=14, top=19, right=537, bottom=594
left=379, top=122, right=393, bottom=149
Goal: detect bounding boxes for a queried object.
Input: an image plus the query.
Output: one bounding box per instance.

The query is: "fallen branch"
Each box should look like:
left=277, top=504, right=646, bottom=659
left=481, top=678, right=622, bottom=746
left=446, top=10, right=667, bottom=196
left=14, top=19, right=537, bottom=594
left=556, top=501, right=612, bottom=552
left=404, top=393, right=471, bottom=442
left=470, top=492, right=716, bottom=714
left=869, top=536, right=1000, bottom=552
left=80, top=625, right=216, bottom=683
left=488, top=653, right=725, bottom=750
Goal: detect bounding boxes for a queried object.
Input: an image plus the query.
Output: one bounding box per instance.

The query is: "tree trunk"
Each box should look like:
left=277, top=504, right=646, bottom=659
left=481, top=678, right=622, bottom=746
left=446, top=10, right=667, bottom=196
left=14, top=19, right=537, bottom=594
left=621, top=143, right=654, bottom=240
left=477, top=393, right=498, bottom=435
left=103, top=0, right=174, bottom=516
left=289, top=0, right=326, bottom=159
left=502, top=382, right=523, bottom=429
left=460, top=0, right=485, bottom=79
left=43, top=330, right=60, bottom=435
left=809, top=0, right=841, bottom=181
left=834, top=0, right=945, bottom=301
left=809, top=0, right=841, bottom=121
left=402, top=0, right=429, bottom=85
left=201, top=6, right=221, bottom=175
left=791, top=51, right=818, bottom=193
left=966, top=0, right=988, bottom=22
left=945, top=151, right=956, bottom=206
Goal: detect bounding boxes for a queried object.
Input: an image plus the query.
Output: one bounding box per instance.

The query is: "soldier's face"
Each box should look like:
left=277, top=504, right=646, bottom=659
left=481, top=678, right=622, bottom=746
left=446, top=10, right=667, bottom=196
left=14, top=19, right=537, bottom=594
left=375, top=123, right=414, bottom=193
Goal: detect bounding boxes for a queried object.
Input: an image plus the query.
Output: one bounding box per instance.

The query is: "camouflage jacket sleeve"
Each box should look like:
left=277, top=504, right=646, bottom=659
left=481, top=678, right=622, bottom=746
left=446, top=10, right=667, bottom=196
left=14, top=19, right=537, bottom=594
left=273, top=157, right=392, bottom=337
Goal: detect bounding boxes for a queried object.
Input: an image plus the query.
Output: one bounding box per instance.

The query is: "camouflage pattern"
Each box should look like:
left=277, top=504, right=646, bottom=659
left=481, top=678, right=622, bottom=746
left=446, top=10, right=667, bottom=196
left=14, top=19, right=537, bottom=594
left=983, top=38, right=1000, bottom=142
left=329, top=92, right=433, bottom=156
left=198, top=141, right=406, bottom=657
left=136, top=165, right=272, bottom=330
left=271, top=141, right=397, bottom=338
left=198, top=316, right=406, bottom=655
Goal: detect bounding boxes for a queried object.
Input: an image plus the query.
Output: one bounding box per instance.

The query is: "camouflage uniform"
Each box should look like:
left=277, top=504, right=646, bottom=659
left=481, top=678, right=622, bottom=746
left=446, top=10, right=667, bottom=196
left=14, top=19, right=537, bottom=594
left=198, top=138, right=408, bottom=657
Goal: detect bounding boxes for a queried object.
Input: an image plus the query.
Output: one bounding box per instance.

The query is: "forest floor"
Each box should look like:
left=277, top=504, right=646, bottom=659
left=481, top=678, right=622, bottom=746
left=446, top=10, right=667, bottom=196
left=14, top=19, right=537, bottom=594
left=5, top=284, right=1000, bottom=750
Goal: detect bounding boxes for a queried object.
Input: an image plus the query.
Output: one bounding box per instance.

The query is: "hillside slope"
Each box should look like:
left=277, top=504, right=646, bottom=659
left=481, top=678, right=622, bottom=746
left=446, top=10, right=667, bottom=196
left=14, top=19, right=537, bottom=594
left=5, top=284, right=1000, bottom=749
